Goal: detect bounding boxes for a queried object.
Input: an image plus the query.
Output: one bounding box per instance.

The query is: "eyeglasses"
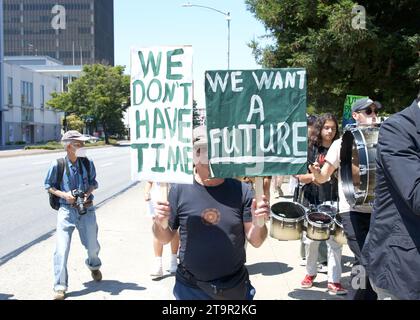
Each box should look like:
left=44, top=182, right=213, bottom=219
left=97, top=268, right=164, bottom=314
left=359, top=108, right=378, bottom=115
left=71, top=142, right=84, bottom=148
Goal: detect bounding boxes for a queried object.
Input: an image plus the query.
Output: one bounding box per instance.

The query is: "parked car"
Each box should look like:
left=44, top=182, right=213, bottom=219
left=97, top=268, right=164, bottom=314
left=84, top=134, right=100, bottom=143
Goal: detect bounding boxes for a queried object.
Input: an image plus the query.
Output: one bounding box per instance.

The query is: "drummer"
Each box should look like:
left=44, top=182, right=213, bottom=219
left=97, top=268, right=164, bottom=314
left=295, top=113, right=344, bottom=295
left=310, top=97, right=382, bottom=300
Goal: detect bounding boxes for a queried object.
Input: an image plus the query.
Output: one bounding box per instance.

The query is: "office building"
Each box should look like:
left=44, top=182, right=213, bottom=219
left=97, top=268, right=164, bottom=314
left=3, top=0, right=114, bottom=66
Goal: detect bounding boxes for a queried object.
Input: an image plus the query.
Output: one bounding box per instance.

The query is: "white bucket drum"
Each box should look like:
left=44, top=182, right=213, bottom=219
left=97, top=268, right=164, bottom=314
left=332, top=213, right=347, bottom=245
left=305, top=211, right=334, bottom=241
left=270, top=201, right=306, bottom=241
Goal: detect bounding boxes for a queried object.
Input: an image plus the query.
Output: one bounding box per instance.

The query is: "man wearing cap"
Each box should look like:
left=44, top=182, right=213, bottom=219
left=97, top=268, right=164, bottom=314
left=309, top=97, right=381, bottom=298
left=44, top=130, right=102, bottom=300
left=362, top=93, right=420, bottom=300
left=152, top=126, right=269, bottom=300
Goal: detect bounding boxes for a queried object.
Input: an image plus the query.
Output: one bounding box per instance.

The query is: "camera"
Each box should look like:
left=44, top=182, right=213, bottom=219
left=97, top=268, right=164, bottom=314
left=71, top=189, right=87, bottom=215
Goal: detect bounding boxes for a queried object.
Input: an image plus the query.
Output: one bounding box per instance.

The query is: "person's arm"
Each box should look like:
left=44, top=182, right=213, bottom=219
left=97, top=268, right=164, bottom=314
left=152, top=200, right=177, bottom=244
left=48, top=187, right=76, bottom=204
left=45, top=161, right=75, bottom=204
left=84, top=160, right=98, bottom=201
left=310, top=161, right=336, bottom=184
left=244, top=195, right=269, bottom=248
left=295, top=173, right=315, bottom=184
left=378, top=118, right=420, bottom=215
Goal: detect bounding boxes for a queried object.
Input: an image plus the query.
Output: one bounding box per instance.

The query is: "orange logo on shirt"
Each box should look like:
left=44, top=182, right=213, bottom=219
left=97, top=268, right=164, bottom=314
left=201, top=208, right=221, bottom=226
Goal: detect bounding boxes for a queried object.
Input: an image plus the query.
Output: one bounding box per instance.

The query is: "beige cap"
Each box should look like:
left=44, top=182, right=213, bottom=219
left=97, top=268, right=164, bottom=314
left=193, top=126, right=208, bottom=148
left=61, top=130, right=89, bottom=142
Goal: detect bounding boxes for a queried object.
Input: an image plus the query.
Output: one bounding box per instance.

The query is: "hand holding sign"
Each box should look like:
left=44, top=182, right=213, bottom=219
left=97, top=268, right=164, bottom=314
left=251, top=192, right=270, bottom=227
left=154, top=199, right=171, bottom=229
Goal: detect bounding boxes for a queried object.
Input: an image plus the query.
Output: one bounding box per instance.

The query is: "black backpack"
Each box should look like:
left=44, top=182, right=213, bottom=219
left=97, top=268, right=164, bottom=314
left=49, top=158, right=91, bottom=210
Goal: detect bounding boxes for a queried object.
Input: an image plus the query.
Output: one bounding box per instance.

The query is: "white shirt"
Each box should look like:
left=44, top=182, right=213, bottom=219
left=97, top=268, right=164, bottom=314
left=325, top=138, right=371, bottom=213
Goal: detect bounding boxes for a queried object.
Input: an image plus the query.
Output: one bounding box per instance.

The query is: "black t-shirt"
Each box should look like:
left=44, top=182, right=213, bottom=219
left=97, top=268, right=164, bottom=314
left=169, top=178, right=253, bottom=282
left=301, top=144, right=338, bottom=207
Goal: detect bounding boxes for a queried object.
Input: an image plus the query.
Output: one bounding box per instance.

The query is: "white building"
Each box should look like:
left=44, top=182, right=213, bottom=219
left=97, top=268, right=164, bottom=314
left=2, top=56, right=81, bottom=145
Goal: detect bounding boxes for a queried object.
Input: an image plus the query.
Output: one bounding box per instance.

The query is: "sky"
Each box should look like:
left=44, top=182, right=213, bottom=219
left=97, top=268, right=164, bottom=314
left=114, top=1, right=269, bottom=108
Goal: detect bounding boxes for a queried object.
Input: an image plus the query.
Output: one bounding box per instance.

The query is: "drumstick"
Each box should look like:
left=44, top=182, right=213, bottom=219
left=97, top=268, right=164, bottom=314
left=160, top=183, right=169, bottom=229
left=254, top=177, right=266, bottom=227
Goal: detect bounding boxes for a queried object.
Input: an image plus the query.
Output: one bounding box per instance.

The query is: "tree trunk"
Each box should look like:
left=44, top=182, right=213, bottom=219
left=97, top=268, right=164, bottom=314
left=103, top=122, right=109, bottom=144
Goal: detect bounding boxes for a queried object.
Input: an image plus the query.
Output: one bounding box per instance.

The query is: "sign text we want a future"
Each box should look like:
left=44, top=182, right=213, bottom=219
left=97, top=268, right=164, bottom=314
left=130, top=47, right=193, bottom=183
left=205, top=68, right=307, bottom=177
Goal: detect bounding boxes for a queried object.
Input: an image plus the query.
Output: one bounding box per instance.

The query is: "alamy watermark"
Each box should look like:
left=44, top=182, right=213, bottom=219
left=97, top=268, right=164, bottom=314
left=351, top=5, right=366, bottom=30
left=351, top=265, right=367, bottom=290
left=51, top=5, right=66, bottom=30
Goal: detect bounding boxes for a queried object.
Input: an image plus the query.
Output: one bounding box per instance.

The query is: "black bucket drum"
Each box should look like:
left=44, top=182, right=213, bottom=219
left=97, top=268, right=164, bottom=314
left=317, top=203, right=338, bottom=218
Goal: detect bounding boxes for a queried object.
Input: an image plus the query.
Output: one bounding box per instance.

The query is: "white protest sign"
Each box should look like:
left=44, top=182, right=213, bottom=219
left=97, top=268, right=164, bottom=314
left=130, top=46, right=194, bottom=184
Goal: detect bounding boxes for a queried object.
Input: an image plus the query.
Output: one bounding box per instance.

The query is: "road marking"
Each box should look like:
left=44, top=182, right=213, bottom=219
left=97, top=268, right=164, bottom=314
left=100, top=162, right=114, bottom=168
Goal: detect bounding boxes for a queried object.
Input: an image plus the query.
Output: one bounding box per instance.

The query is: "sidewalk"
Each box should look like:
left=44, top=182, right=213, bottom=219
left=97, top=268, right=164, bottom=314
left=0, top=142, right=129, bottom=159
left=0, top=181, right=353, bottom=300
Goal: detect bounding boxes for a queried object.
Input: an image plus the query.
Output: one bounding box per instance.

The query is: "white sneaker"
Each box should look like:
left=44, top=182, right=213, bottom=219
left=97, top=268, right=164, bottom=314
left=150, top=260, right=163, bottom=277
left=299, top=258, right=307, bottom=266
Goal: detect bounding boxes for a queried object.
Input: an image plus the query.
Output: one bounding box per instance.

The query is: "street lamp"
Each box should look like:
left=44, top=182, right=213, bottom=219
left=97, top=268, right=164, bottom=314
left=182, top=2, right=231, bottom=70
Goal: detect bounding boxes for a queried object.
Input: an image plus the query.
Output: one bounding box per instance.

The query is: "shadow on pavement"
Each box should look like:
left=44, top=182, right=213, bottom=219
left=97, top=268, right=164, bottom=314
left=66, top=280, right=146, bottom=297
left=0, top=230, right=56, bottom=267
left=288, top=288, right=345, bottom=300
left=0, top=293, right=15, bottom=300
left=247, top=262, right=293, bottom=276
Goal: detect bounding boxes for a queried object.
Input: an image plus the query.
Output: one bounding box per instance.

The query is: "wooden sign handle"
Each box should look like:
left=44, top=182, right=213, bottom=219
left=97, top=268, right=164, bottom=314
left=254, top=177, right=266, bottom=227
left=160, top=183, right=169, bottom=229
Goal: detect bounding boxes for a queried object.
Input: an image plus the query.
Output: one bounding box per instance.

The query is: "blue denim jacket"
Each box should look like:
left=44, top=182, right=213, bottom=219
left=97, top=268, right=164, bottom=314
left=44, top=156, right=98, bottom=205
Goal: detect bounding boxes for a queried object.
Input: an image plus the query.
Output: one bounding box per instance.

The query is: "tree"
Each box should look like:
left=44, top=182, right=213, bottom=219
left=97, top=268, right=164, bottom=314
left=48, top=64, right=130, bottom=144
left=246, top=0, right=419, bottom=117
left=63, top=114, right=84, bottom=132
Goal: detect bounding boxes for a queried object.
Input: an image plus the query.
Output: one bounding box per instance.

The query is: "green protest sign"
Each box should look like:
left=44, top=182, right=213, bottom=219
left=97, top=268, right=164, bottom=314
left=342, top=94, right=367, bottom=129
left=205, top=69, right=307, bottom=178
left=130, top=46, right=193, bottom=184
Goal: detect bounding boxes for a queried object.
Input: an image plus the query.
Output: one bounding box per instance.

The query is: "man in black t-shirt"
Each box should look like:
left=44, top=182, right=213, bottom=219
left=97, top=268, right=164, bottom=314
left=153, top=126, right=270, bottom=300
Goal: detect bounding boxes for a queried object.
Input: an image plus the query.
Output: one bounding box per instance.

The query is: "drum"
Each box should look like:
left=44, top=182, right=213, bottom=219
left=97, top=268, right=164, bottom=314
left=340, top=124, right=380, bottom=210
left=305, top=211, right=334, bottom=241
left=332, top=213, right=347, bottom=245
left=270, top=201, right=306, bottom=241
left=317, top=203, right=338, bottom=218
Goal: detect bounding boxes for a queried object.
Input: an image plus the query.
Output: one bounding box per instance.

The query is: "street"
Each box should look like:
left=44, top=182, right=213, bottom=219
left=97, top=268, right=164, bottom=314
left=0, top=146, right=133, bottom=264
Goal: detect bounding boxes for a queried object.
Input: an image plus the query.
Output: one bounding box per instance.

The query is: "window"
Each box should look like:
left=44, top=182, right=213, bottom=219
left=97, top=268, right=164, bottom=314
left=21, top=81, right=34, bottom=107
left=63, top=77, right=69, bottom=92
left=7, top=77, right=13, bottom=105
left=40, top=85, right=45, bottom=109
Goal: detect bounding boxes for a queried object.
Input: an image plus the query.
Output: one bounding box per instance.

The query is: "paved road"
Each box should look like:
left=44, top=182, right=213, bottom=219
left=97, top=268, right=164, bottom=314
left=0, top=146, right=133, bottom=263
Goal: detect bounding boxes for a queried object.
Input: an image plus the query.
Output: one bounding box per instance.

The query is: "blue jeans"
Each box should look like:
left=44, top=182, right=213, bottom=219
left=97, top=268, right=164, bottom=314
left=54, top=205, right=101, bottom=291
left=173, top=279, right=256, bottom=300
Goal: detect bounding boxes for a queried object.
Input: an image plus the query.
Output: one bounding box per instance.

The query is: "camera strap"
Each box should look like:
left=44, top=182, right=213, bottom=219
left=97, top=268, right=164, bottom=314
left=64, top=158, right=80, bottom=190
